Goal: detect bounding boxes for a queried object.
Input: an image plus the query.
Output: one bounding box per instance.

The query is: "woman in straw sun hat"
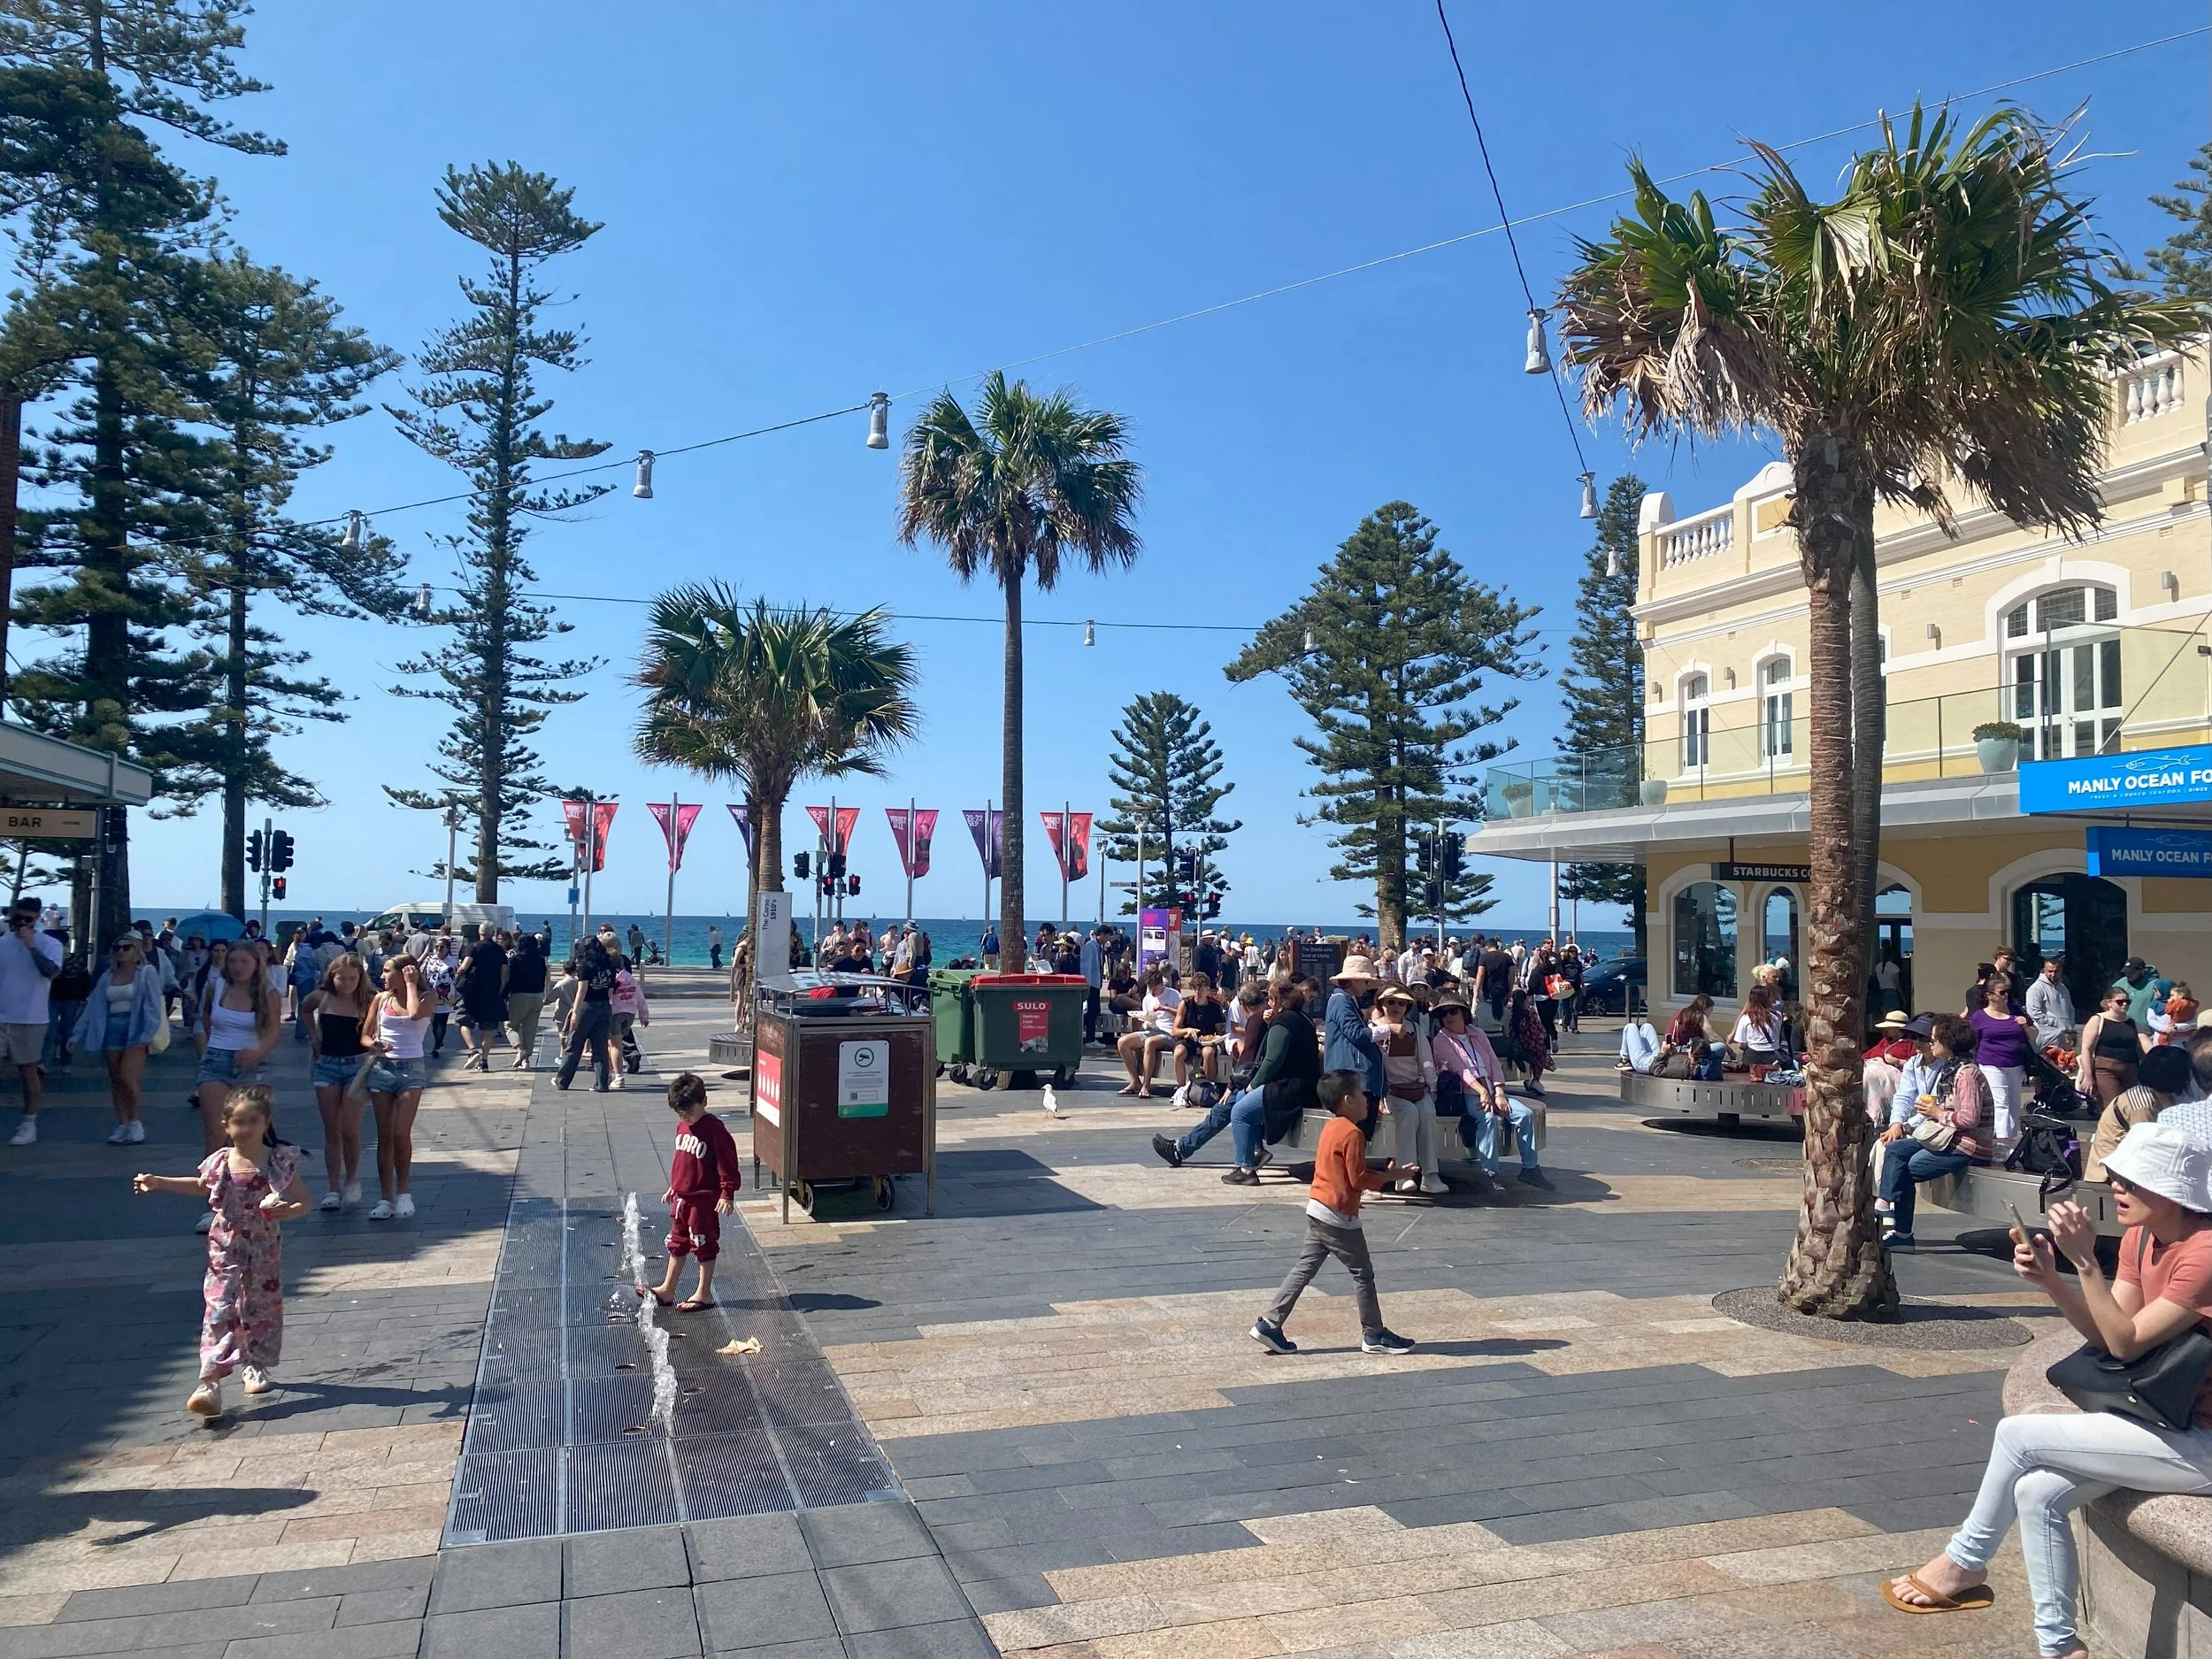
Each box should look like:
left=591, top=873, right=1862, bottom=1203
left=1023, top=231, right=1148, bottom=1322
left=1323, top=956, right=1386, bottom=1115
left=1886, top=1120, right=2212, bottom=1657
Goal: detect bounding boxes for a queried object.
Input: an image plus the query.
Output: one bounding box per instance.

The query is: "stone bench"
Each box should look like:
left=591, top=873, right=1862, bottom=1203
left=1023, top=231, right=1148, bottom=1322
left=2003, top=1330, right=2212, bottom=1655
left=1618, top=1069, right=1803, bottom=1123
left=1924, top=1164, right=2125, bottom=1238
left=1281, top=1103, right=1543, bottom=1175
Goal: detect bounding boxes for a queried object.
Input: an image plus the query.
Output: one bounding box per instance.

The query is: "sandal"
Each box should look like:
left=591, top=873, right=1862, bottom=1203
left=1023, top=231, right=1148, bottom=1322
left=634, top=1286, right=673, bottom=1307
left=1116, top=1084, right=1141, bottom=1096
left=1881, top=1573, right=1993, bottom=1615
left=676, top=1297, right=716, bottom=1312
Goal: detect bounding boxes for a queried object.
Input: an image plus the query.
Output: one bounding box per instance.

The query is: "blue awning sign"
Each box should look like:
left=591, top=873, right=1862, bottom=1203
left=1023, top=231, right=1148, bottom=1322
left=2018, top=744, right=2212, bottom=815
left=2088, top=826, right=2212, bottom=878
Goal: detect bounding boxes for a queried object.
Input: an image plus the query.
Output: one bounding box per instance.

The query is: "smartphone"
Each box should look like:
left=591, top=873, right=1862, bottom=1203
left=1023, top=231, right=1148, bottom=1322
left=2006, top=1200, right=2033, bottom=1243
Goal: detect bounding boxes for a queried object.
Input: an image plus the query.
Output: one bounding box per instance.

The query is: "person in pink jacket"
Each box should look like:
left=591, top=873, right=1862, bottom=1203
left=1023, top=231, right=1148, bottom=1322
left=1431, top=995, right=1550, bottom=1191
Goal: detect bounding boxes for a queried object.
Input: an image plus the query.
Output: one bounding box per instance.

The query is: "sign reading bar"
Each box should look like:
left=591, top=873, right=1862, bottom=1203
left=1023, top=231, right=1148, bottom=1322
left=2019, top=743, right=2212, bottom=815
left=1711, top=861, right=1810, bottom=884
left=2088, top=826, right=2212, bottom=879
left=2, top=808, right=96, bottom=839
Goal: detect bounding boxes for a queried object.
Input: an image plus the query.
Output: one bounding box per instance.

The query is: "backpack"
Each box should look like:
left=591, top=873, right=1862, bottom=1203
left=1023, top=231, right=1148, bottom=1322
left=2005, top=1108, right=2083, bottom=1203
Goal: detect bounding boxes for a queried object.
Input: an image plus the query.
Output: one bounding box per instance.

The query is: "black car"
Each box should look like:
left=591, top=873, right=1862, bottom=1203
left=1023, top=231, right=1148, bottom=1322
left=1578, top=956, right=1647, bottom=1015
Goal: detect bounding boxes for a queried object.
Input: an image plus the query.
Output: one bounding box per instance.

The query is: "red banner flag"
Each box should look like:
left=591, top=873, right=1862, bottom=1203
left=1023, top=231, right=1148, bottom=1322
left=803, top=805, right=859, bottom=856
left=886, top=807, right=938, bottom=879
left=1042, top=811, right=1093, bottom=880
left=561, top=800, right=618, bottom=872
left=726, top=803, right=754, bottom=865
left=648, top=802, right=703, bottom=872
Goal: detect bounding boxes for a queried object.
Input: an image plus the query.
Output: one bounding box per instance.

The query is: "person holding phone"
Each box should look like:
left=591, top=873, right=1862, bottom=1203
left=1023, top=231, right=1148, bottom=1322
left=1884, top=1122, right=2212, bottom=1659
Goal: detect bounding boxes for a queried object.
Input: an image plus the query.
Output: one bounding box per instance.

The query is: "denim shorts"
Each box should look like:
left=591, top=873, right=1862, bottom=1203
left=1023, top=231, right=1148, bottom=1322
left=196, top=1048, right=269, bottom=1087
left=313, top=1053, right=369, bottom=1089
left=366, top=1055, right=428, bottom=1094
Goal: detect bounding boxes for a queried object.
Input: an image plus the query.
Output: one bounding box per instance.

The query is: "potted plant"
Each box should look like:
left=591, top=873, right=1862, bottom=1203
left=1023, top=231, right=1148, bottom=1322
left=1502, top=780, right=1534, bottom=818
left=1973, top=720, right=2025, bottom=774
left=1639, top=778, right=1670, bottom=806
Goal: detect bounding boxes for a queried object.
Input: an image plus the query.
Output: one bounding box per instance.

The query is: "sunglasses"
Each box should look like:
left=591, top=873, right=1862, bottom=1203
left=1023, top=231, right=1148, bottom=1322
left=2108, top=1173, right=2136, bottom=1195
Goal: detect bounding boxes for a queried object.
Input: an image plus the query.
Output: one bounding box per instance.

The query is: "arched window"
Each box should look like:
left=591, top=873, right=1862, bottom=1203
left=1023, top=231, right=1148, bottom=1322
left=2005, top=584, right=2122, bottom=759
left=1672, top=882, right=1737, bottom=999
left=1761, top=887, right=1799, bottom=994
left=2013, top=873, right=2127, bottom=1018
left=1680, top=673, right=1710, bottom=771
left=1761, top=657, right=1793, bottom=760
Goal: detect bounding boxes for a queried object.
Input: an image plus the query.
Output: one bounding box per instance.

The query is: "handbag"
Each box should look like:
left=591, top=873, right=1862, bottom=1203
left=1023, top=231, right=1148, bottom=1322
left=1909, top=1115, right=1959, bottom=1152
left=2048, top=1233, right=2212, bottom=1431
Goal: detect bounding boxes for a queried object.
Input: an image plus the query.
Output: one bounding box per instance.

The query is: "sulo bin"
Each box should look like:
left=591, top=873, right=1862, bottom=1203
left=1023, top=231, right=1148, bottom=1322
left=926, top=967, right=980, bottom=1081
left=967, top=973, right=1087, bottom=1090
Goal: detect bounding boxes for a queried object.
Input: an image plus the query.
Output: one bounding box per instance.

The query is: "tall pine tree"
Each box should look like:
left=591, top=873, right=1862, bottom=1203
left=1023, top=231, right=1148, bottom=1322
left=1226, top=502, right=1538, bottom=952
left=1557, top=472, right=1647, bottom=948
left=2122, top=142, right=2212, bottom=302
left=388, top=163, right=610, bottom=898
left=1097, top=690, right=1239, bottom=914
left=170, top=249, right=405, bottom=918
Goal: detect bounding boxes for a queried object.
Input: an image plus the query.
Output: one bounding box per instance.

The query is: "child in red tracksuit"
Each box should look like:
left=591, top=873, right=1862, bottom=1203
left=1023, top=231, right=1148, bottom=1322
left=639, top=1072, right=741, bottom=1312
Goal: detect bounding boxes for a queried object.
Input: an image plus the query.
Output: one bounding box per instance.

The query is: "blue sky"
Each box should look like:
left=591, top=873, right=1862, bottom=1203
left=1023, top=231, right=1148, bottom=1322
left=104, top=2, right=2209, bottom=924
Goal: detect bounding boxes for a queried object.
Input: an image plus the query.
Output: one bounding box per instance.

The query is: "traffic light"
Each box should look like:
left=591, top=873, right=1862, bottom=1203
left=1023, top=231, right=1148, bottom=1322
left=846, top=874, right=860, bottom=896
left=1440, top=830, right=1466, bottom=881
left=1414, top=829, right=1435, bottom=872
left=794, top=851, right=810, bottom=879
left=1203, top=892, right=1222, bottom=918
left=246, top=830, right=264, bottom=872
left=272, top=876, right=288, bottom=899
left=827, top=850, right=847, bottom=879
left=1175, top=849, right=1197, bottom=881
left=268, top=829, right=295, bottom=872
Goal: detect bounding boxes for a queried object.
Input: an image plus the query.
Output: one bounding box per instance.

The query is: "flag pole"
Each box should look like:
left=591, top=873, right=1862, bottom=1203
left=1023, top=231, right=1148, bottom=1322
left=662, top=791, right=680, bottom=967
left=1061, top=802, right=1071, bottom=933
left=904, top=797, right=916, bottom=926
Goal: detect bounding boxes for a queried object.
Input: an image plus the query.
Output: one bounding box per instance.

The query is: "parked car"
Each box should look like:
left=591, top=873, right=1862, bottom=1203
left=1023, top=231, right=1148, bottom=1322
left=1578, top=956, right=1646, bottom=1015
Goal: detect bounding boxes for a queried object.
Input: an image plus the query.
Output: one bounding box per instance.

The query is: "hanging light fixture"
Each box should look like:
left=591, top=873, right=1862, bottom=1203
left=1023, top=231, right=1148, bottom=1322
left=1082, top=619, right=1095, bottom=647
left=633, top=450, right=655, bottom=499
left=1524, top=309, right=1553, bottom=376
left=1579, top=472, right=1598, bottom=519
left=866, top=392, right=890, bottom=450
left=414, top=583, right=433, bottom=621
left=1302, top=626, right=1316, bottom=655
left=340, top=510, right=364, bottom=551
left=1605, top=549, right=1621, bottom=579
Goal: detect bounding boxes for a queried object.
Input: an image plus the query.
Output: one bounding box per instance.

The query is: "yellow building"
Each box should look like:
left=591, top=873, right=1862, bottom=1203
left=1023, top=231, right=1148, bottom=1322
left=1471, top=346, right=2212, bottom=1025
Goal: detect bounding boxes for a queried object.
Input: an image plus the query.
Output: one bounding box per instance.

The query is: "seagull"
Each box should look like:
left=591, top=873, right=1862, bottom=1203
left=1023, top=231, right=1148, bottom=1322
left=1041, top=1083, right=1061, bottom=1118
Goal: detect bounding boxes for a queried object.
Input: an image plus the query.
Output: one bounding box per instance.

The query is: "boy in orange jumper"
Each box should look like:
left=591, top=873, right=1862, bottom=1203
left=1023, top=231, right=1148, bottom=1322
left=1250, top=1070, right=1416, bottom=1356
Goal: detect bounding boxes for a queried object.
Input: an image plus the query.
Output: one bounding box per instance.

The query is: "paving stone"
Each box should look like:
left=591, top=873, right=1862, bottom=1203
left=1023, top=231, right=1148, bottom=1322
left=53, top=1581, right=256, bottom=1623
left=251, top=1562, right=439, bottom=1604
left=0, top=1600, right=337, bottom=1659
left=685, top=1515, right=814, bottom=1584
left=418, top=1601, right=559, bottom=1659
left=795, top=1502, right=936, bottom=1570
left=426, top=1540, right=561, bottom=1614
left=816, top=1555, right=972, bottom=1634
left=837, top=1619, right=996, bottom=1659
left=565, top=1527, right=692, bottom=1598
left=335, top=1586, right=430, bottom=1626
left=219, top=1618, right=424, bottom=1659
left=564, top=1586, right=700, bottom=1659
left=693, top=1572, right=838, bottom=1651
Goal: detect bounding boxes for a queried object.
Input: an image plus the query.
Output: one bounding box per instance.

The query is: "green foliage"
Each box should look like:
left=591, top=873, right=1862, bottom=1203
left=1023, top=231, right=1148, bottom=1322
left=1225, top=502, right=1538, bottom=949
left=2120, top=142, right=2212, bottom=304
left=1556, top=472, right=1646, bottom=945
left=1097, top=690, right=1239, bottom=914
left=387, top=162, right=611, bottom=896
left=0, top=0, right=277, bottom=153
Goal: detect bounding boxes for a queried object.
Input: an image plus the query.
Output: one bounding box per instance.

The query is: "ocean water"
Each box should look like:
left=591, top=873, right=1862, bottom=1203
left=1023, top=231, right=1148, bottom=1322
left=177, top=908, right=1636, bottom=968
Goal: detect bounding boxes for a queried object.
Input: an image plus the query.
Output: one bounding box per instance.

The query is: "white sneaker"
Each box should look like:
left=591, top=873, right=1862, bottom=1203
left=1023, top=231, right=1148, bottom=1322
left=9, top=1118, right=35, bottom=1146
left=611, top=1071, right=626, bottom=1090
left=186, top=1380, right=221, bottom=1417
left=1170, top=1084, right=1189, bottom=1109
left=127, top=1120, right=145, bottom=1144
left=394, top=1194, right=415, bottom=1219
left=319, top=1191, right=342, bottom=1211
left=369, top=1200, right=394, bottom=1220
left=342, top=1181, right=361, bottom=1207
left=107, top=1123, right=133, bottom=1145
left=195, top=1211, right=214, bottom=1234
left=1420, top=1175, right=1448, bottom=1195
left=241, top=1364, right=274, bottom=1395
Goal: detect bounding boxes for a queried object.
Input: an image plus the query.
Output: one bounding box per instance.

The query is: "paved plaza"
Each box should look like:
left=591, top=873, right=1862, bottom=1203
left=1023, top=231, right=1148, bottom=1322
left=0, top=990, right=2084, bottom=1657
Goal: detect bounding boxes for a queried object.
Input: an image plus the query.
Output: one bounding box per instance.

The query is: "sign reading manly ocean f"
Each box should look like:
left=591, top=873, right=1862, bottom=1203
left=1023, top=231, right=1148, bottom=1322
left=2019, top=743, right=2212, bottom=815
left=2088, top=826, right=2212, bottom=879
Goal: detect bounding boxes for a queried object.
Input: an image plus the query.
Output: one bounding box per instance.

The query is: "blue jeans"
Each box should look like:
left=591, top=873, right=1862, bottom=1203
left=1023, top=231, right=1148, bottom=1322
left=1475, top=1102, right=1540, bottom=1174
left=1878, top=1142, right=1969, bottom=1235
left=1946, top=1411, right=2212, bottom=1655
left=1175, top=1088, right=1268, bottom=1166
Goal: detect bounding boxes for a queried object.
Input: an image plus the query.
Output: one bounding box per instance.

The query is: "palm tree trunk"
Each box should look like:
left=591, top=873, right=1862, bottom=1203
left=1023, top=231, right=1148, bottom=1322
left=1848, top=527, right=1883, bottom=1005
left=749, top=794, right=783, bottom=1024
left=1779, top=452, right=1897, bottom=1319
left=999, top=572, right=1025, bottom=974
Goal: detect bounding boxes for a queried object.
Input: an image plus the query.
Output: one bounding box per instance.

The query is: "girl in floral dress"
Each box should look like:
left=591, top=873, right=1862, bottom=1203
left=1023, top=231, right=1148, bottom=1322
left=133, top=1086, right=311, bottom=1417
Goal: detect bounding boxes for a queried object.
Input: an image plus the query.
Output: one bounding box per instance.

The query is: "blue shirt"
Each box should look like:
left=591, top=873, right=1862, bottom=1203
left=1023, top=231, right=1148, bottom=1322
left=1889, top=1054, right=1939, bottom=1128
left=1079, top=937, right=1104, bottom=989
left=1323, top=988, right=1386, bottom=1100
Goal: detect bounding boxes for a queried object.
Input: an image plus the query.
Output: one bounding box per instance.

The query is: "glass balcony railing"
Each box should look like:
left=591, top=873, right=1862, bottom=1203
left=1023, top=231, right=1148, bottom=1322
left=1483, top=623, right=2212, bottom=822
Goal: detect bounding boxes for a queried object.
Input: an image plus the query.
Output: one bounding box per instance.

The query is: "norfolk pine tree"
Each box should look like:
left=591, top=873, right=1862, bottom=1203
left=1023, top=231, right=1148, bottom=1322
left=388, top=163, right=611, bottom=898
left=2122, top=142, right=2212, bottom=302
left=1098, top=690, right=1239, bottom=913
left=1556, top=472, right=1646, bottom=949
left=1227, top=502, right=1537, bottom=954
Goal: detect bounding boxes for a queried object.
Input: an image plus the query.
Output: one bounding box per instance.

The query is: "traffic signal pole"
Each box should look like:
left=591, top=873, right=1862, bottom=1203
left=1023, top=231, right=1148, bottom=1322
left=257, top=815, right=273, bottom=939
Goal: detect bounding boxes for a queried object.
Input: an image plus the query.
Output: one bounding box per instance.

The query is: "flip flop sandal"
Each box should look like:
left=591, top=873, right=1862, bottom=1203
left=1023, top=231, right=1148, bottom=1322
left=676, top=1298, right=717, bottom=1312
left=634, top=1286, right=673, bottom=1307
left=1881, top=1573, right=1993, bottom=1615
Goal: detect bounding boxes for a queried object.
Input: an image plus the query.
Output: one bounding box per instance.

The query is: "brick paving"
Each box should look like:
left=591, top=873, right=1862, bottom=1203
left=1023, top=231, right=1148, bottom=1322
left=0, top=999, right=2092, bottom=1655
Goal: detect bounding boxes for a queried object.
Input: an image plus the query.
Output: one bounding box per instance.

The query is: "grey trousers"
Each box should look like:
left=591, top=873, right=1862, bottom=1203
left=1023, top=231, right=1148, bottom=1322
left=1266, top=1216, right=1382, bottom=1339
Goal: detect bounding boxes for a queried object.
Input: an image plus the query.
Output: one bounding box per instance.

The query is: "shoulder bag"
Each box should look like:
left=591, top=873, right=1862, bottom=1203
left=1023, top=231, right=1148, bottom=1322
left=2047, top=1232, right=2212, bottom=1431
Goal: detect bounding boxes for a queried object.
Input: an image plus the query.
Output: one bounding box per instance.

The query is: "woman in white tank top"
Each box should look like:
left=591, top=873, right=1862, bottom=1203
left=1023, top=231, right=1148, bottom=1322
left=195, top=948, right=279, bottom=1160
left=365, top=956, right=433, bottom=1221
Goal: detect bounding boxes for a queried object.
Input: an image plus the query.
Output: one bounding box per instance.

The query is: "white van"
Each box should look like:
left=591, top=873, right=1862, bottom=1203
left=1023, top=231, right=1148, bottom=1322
left=363, top=901, right=517, bottom=941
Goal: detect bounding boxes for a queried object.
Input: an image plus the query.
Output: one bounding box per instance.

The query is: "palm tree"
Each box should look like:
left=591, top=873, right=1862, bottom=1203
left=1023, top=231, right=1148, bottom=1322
left=897, top=372, right=1142, bottom=972
left=1557, top=105, right=2198, bottom=1318
left=633, top=585, right=918, bottom=995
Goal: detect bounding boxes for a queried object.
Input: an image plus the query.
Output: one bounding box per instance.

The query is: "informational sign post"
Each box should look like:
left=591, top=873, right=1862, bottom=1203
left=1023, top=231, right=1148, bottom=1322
left=2020, top=744, right=2212, bottom=815
left=2088, top=826, right=2212, bottom=878
left=1137, top=907, right=1181, bottom=979
left=836, top=1039, right=890, bottom=1117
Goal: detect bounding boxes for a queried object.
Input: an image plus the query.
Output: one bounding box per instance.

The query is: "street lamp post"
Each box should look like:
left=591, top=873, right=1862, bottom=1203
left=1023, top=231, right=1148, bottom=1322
left=442, top=803, right=465, bottom=918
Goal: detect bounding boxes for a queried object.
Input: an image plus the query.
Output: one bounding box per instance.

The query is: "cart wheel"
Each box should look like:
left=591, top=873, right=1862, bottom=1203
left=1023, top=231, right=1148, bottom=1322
left=790, top=1179, right=815, bottom=1215
left=873, top=1176, right=895, bottom=1211
left=951, top=1062, right=972, bottom=1087
left=974, top=1066, right=995, bottom=1091
left=934, top=1062, right=945, bottom=1079
left=1053, top=1064, right=1077, bottom=1089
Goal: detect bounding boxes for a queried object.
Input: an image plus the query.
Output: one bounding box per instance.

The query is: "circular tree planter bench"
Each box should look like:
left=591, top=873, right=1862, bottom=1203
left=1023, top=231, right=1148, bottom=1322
left=2002, top=1330, right=2212, bottom=1657
left=1619, top=1069, right=1804, bottom=1125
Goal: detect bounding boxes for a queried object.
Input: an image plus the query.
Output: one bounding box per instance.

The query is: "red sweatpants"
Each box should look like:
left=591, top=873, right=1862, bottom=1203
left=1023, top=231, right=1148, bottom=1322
left=665, top=1196, right=721, bottom=1262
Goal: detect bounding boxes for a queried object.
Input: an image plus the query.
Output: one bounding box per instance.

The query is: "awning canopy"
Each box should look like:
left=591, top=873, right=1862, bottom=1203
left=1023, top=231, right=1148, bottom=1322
left=0, top=723, right=154, bottom=807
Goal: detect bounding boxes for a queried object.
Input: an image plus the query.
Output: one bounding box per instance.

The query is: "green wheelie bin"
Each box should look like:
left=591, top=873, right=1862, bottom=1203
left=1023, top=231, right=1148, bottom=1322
left=967, top=973, right=1087, bottom=1090
left=927, top=967, right=980, bottom=1084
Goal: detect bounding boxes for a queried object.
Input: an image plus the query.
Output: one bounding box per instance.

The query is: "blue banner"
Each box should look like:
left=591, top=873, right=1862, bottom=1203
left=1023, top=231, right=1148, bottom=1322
left=2088, top=826, right=2212, bottom=879
left=2018, top=743, right=2212, bottom=815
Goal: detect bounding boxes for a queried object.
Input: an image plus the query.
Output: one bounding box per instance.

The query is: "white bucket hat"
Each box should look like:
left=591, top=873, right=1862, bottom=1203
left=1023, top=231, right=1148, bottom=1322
left=2104, top=1121, right=2212, bottom=1213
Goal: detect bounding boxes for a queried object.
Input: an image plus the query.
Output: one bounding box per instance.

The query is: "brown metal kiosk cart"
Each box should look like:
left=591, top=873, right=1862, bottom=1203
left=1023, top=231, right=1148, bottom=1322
left=749, top=973, right=937, bottom=1222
